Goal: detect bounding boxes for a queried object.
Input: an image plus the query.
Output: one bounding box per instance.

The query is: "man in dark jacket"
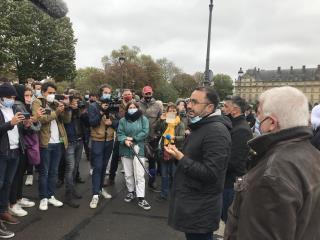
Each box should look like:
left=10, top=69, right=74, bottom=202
left=225, top=86, right=320, bottom=240
left=222, top=96, right=253, bottom=223
left=165, top=87, right=232, bottom=240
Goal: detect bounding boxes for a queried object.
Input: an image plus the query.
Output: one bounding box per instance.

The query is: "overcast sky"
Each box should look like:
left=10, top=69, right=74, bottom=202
left=64, top=0, right=320, bottom=79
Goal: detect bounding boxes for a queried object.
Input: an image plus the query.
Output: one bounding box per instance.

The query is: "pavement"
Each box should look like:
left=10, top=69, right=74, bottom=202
left=8, top=159, right=224, bottom=240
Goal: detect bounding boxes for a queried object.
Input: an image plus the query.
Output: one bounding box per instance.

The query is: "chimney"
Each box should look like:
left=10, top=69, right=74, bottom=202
left=277, top=66, right=281, bottom=73
left=302, top=65, right=306, bottom=72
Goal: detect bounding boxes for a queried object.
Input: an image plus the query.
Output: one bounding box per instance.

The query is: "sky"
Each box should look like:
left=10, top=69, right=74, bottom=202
left=64, top=0, right=320, bottom=79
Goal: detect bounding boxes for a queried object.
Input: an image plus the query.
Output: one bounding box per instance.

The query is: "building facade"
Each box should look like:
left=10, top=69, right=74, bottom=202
left=234, top=65, right=320, bottom=104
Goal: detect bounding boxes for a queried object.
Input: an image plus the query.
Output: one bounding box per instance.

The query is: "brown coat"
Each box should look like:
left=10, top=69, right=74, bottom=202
left=32, top=97, right=71, bottom=149
left=224, top=126, right=320, bottom=240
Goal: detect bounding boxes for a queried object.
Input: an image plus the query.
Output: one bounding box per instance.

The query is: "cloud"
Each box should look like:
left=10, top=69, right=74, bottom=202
left=65, top=0, right=320, bottom=79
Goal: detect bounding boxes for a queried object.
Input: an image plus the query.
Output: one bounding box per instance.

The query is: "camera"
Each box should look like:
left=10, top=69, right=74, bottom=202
left=55, top=94, right=65, bottom=101
left=99, top=94, right=121, bottom=114
left=22, top=112, right=31, bottom=119
left=45, top=109, right=51, bottom=115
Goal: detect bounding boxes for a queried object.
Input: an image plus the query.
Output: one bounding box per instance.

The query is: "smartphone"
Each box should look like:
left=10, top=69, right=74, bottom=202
left=22, top=112, right=31, bottom=119
left=55, top=94, right=65, bottom=101
left=69, top=95, right=74, bottom=102
left=45, top=109, right=51, bottom=115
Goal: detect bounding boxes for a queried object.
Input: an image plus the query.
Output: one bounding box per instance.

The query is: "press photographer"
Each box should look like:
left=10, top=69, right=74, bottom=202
left=88, top=84, right=117, bottom=209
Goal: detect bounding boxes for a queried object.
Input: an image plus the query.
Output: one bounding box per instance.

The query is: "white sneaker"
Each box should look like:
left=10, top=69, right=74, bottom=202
left=89, top=169, right=93, bottom=175
left=89, top=195, right=99, bottom=209
left=48, top=196, right=63, bottom=207
left=18, top=198, right=35, bottom=208
left=25, top=175, right=33, bottom=186
left=101, top=188, right=112, bottom=199
left=9, top=204, right=28, bottom=217
left=39, top=198, right=48, bottom=211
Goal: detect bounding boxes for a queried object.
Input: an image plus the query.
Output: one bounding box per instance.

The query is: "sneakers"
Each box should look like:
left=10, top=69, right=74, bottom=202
left=124, top=192, right=135, bottom=202
left=138, top=199, right=151, bottom=210
left=17, top=198, right=35, bottom=208
left=39, top=198, right=48, bottom=211
left=8, top=204, right=27, bottom=217
left=89, top=195, right=99, bottom=209
left=0, top=221, right=15, bottom=239
left=0, top=212, right=19, bottom=225
left=148, top=184, right=161, bottom=193
left=25, top=175, right=33, bottom=186
left=101, top=188, right=112, bottom=199
left=48, top=196, right=63, bottom=207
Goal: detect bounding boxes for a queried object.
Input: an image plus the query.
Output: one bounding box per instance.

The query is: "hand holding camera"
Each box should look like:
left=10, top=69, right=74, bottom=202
left=10, top=112, right=25, bottom=126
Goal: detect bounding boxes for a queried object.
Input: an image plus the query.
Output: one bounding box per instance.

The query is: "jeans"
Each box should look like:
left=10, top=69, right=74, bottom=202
left=185, top=233, right=214, bottom=240
left=109, top=141, right=120, bottom=181
left=91, top=140, right=114, bottom=195
left=221, top=187, right=235, bottom=223
left=65, top=140, right=83, bottom=193
left=10, top=151, right=27, bottom=204
left=160, top=160, right=176, bottom=198
left=39, top=143, right=63, bottom=199
left=0, top=150, right=20, bottom=214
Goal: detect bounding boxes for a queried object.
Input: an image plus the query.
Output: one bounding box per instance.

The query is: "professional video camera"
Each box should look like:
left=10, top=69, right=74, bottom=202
left=99, top=92, right=121, bottom=114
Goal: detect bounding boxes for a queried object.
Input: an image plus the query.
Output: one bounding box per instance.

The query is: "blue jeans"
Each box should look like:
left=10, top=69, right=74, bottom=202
left=39, top=143, right=63, bottom=199
left=0, top=150, right=20, bottom=214
left=160, top=160, right=176, bottom=198
left=221, top=187, right=235, bottom=223
left=185, top=233, right=214, bottom=240
left=65, top=140, right=83, bottom=193
left=91, top=140, right=114, bottom=195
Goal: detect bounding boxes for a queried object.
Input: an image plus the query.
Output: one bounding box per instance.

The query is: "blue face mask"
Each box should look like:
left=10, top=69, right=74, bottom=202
left=128, top=108, right=138, bottom=115
left=102, top=93, right=111, bottom=100
left=1, top=98, right=15, bottom=108
left=190, top=115, right=202, bottom=124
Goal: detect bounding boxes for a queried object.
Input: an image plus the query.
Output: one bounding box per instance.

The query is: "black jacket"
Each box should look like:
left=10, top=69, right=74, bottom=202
left=168, top=111, right=232, bottom=234
left=225, top=127, right=320, bottom=240
left=311, top=127, right=320, bottom=150
left=225, top=115, right=253, bottom=188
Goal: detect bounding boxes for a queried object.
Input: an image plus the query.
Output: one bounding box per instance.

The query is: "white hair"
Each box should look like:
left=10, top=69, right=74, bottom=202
left=259, top=86, right=309, bottom=130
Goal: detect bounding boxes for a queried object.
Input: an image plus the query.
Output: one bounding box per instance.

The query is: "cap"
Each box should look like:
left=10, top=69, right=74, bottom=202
left=143, top=86, right=153, bottom=94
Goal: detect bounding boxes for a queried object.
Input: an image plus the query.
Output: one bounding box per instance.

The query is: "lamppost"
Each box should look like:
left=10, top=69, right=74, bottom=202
left=238, top=67, right=244, bottom=97
left=203, top=0, right=214, bottom=87
left=118, top=55, right=125, bottom=91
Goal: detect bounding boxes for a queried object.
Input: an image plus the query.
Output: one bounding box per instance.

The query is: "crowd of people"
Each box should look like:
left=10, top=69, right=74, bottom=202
left=0, top=76, right=320, bottom=240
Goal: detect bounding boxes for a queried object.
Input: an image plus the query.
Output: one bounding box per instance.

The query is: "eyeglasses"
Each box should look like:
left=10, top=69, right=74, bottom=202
left=187, top=98, right=210, bottom=106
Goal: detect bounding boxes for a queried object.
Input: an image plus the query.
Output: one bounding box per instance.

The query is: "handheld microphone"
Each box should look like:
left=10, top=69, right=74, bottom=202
left=165, top=134, right=172, bottom=140
left=29, top=0, right=68, bottom=19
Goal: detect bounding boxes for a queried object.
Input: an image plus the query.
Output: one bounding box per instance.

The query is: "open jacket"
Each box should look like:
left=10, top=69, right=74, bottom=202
left=225, top=126, right=320, bottom=240
left=168, top=110, right=232, bottom=234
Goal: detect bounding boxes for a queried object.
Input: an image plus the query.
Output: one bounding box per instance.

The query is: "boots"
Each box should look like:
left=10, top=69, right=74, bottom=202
left=72, top=189, right=82, bottom=199
left=65, top=192, right=80, bottom=208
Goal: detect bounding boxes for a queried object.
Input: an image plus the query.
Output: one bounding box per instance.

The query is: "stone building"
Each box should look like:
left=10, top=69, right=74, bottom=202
left=234, top=65, right=320, bottom=104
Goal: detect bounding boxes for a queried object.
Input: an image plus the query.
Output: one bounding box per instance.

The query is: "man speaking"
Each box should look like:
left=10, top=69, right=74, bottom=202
left=165, top=87, right=232, bottom=240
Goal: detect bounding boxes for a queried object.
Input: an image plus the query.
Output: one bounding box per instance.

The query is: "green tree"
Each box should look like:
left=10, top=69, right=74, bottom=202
left=213, top=74, right=234, bottom=100
left=73, top=67, right=107, bottom=94
left=154, top=82, right=179, bottom=103
left=171, top=73, right=198, bottom=98
left=0, top=0, right=76, bottom=83
left=156, top=58, right=181, bottom=83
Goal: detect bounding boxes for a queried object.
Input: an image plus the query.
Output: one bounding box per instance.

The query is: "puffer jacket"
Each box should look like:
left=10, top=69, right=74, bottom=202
left=225, top=126, right=320, bottom=240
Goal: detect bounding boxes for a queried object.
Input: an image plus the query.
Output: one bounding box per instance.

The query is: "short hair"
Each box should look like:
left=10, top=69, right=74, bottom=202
left=231, top=96, right=247, bottom=114
left=99, top=84, right=112, bottom=96
left=122, top=89, right=132, bottom=94
left=41, top=82, right=57, bottom=92
left=224, top=95, right=233, bottom=101
left=166, top=102, right=178, bottom=112
left=195, top=86, right=220, bottom=109
left=32, top=81, right=42, bottom=88
left=125, top=101, right=140, bottom=112
left=25, top=86, right=33, bottom=93
left=0, top=77, right=9, bottom=83
left=259, top=86, right=309, bottom=129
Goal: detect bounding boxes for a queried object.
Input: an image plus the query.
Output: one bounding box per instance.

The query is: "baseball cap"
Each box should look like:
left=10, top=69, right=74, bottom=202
left=143, top=86, right=153, bottom=94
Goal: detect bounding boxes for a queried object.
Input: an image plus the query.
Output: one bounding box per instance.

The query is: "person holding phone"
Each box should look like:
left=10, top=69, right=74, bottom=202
left=0, top=82, right=31, bottom=238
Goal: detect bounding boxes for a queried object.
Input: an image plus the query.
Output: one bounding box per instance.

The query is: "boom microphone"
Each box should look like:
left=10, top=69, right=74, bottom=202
left=29, top=0, right=68, bottom=19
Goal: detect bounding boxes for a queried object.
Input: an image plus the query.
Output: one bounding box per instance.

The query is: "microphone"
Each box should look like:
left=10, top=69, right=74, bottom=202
left=29, top=0, right=68, bottom=19
left=165, top=134, right=172, bottom=140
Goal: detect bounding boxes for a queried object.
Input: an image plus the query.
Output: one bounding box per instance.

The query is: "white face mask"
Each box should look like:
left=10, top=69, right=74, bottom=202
left=128, top=108, right=138, bottom=115
left=46, top=94, right=55, bottom=103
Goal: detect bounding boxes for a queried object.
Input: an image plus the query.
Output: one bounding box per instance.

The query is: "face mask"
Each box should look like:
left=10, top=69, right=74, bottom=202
left=124, top=95, right=133, bottom=102
left=179, top=110, right=186, bottom=116
left=35, top=90, right=42, bottom=97
left=89, top=99, right=95, bottom=103
left=128, top=108, right=138, bottom=115
left=190, top=115, right=202, bottom=124
left=1, top=98, right=15, bottom=108
left=102, top=93, right=111, bottom=100
left=85, top=95, right=89, bottom=100
left=144, top=96, right=152, bottom=102
left=255, top=118, right=262, bottom=135
left=46, top=94, right=55, bottom=103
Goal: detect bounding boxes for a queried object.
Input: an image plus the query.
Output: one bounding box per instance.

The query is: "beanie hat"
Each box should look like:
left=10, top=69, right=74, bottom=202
left=0, top=82, right=17, bottom=98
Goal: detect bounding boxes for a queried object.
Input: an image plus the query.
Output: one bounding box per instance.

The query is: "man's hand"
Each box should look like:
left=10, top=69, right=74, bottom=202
left=125, top=140, right=133, bottom=147
left=70, top=99, right=78, bottom=110
left=126, top=137, right=133, bottom=141
left=164, top=144, right=184, bottom=160
left=160, top=113, right=166, bottom=120
left=11, top=112, right=25, bottom=126
left=57, top=102, right=65, bottom=112
left=104, top=118, right=112, bottom=126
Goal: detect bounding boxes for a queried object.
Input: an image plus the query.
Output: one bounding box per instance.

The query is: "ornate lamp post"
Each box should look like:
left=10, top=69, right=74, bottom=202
left=238, top=67, right=244, bottom=97
left=203, top=0, right=214, bottom=87
left=118, top=55, right=125, bottom=90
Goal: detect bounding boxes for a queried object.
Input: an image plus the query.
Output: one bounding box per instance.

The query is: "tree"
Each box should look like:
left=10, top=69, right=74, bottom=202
left=212, top=74, right=234, bottom=100
left=73, top=67, right=107, bottom=94
left=154, top=82, right=179, bottom=103
left=171, top=73, right=198, bottom=98
left=156, top=58, right=181, bottom=83
left=0, top=0, right=76, bottom=83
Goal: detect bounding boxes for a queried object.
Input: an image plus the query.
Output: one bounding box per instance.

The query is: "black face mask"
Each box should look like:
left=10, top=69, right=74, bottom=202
left=89, top=99, right=95, bottom=103
left=144, top=96, right=152, bottom=102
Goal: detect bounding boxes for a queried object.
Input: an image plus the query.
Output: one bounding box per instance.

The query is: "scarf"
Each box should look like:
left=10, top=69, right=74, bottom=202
left=163, top=116, right=181, bottom=145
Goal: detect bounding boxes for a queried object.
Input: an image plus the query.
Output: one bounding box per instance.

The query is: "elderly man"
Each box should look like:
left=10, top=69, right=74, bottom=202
left=165, top=87, right=232, bottom=240
left=224, top=86, right=320, bottom=240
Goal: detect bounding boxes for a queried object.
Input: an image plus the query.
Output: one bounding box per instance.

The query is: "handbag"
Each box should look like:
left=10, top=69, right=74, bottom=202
left=24, top=133, right=40, bottom=165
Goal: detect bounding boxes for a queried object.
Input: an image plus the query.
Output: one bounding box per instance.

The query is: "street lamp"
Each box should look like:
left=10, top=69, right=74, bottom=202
left=118, top=55, right=125, bottom=90
left=238, top=67, right=244, bottom=97
left=203, top=0, right=214, bottom=87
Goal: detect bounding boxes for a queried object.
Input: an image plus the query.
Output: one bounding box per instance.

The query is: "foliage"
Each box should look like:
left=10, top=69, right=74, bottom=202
left=0, top=0, right=77, bottom=83
left=73, top=67, right=107, bottom=94
left=212, top=74, right=234, bottom=100
left=156, top=58, right=181, bottom=83
left=171, top=73, right=198, bottom=98
left=154, top=82, right=179, bottom=103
